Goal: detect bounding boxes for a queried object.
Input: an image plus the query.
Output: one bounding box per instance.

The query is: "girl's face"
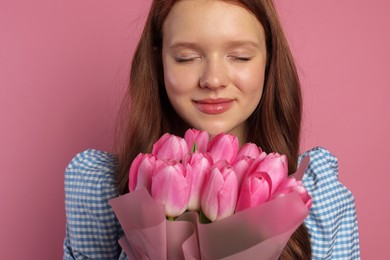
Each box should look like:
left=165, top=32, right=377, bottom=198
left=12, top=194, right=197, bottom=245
left=162, top=0, right=267, bottom=143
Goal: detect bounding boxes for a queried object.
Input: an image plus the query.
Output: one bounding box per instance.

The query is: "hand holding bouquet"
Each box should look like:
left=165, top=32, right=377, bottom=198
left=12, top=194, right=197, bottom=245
left=110, top=129, right=312, bottom=259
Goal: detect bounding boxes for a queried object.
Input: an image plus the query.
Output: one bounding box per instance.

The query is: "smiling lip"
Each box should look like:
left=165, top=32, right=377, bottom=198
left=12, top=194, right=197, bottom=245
left=193, top=98, right=234, bottom=114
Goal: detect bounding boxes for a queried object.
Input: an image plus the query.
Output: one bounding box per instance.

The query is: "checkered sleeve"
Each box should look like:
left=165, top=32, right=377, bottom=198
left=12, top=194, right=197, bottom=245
left=301, top=147, right=360, bottom=259
left=63, top=149, right=127, bottom=260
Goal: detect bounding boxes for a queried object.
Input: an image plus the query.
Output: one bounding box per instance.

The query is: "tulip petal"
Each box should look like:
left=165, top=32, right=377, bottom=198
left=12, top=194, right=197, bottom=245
left=233, top=156, right=254, bottom=186
left=207, top=133, right=239, bottom=164
left=152, top=133, right=170, bottom=155
left=129, top=154, right=158, bottom=192
left=128, top=153, right=145, bottom=192
left=237, top=143, right=263, bottom=159
left=151, top=161, right=190, bottom=217
left=186, top=152, right=212, bottom=211
left=201, top=168, right=224, bottom=221
left=273, top=177, right=313, bottom=209
left=217, top=170, right=238, bottom=220
left=135, top=155, right=159, bottom=192
left=236, top=171, right=271, bottom=212
left=201, top=164, right=238, bottom=221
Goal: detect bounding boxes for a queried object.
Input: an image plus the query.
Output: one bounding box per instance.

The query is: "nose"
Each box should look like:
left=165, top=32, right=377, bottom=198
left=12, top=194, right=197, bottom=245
left=199, top=58, right=229, bottom=89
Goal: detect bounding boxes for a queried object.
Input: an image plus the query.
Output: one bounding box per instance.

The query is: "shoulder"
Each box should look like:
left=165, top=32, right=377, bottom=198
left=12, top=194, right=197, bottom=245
left=299, top=147, right=354, bottom=206
left=299, top=147, right=360, bottom=259
left=65, top=149, right=117, bottom=192
left=65, top=149, right=119, bottom=215
left=300, top=146, right=343, bottom=191
left=64, top=149, right=124, bottom=259
left=66, top=149, right=117, bottom=174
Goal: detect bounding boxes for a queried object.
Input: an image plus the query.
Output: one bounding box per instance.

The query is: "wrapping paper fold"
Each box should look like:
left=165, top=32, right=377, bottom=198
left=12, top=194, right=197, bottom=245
left=109, top=188, right=308, bottom=260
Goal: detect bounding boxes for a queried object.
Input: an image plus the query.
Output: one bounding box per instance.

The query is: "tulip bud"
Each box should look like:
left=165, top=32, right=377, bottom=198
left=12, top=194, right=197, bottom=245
left=185, top=152, right=212, bottom=211
left=207, top=133, right=239, bottom=164
left=201, top=161, right=238, bottom=221
left=235, top=170, right=272, bottom=212
left=184, top=128, right=209, bottom=153
left=232, top=155, right=255, bottom=187
left=152, top=133, right=188, bottom=162
left=273, top=177, right=312, bottom=209
left=151, top=159, right=190, bottom=218
left=237, top=143, right=264, bottom=160
left=251, top=153, right=288, bottom=194
left=128, top=153, right=159, bottom=192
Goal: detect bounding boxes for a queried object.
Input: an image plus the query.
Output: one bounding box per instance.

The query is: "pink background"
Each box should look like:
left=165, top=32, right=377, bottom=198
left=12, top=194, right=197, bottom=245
left=1, top=0, right=388, bottom=259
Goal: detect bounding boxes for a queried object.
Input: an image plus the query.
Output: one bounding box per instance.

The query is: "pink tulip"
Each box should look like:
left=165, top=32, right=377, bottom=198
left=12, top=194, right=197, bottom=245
left=152, top=133, right=188, bottom=162
left=235, top=170, right=272, bottom=212
left=184, top=128, right=209, bottom=153
left=237, top=143, right=264, bottom=160
left=207, top=133, right=239, bottom=164
left=250, top=153, right=288, bottom=194
left=273, top=177, right=312, bottom=209
left=201, top=161, right=238, bottom=221
left=232, top=156, right=255, bottom=187
left=151, top=159, right=190, bottom=218
left=185, top=152, right=212, bottom=211
left=128, top=153, right=159, bottom=192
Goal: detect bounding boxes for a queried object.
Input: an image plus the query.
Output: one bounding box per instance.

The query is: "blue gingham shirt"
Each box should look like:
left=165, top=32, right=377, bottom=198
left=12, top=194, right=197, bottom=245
left=63, top=147, right=360, bottom=259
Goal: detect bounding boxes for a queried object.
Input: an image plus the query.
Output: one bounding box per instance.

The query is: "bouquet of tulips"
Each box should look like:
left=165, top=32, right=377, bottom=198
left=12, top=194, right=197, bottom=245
left=110, top=129, right=312, bottom=260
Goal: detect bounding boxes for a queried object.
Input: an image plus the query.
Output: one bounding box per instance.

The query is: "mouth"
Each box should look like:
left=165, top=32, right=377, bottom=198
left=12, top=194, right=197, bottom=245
left=193, top=98, right=234, bottom=114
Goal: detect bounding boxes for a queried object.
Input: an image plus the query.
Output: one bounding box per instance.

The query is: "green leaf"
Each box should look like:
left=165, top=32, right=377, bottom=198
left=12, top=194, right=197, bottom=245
left=192, top=142, right=198, bottom=153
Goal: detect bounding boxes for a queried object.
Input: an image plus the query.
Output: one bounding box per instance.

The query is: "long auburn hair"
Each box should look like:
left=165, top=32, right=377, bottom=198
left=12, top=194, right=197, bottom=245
left=115, top=0, right=311, bottom=258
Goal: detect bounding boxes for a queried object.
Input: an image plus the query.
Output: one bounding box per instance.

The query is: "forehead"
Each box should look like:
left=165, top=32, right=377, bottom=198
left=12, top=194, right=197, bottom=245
left=162, top=0, right=264, bottom=46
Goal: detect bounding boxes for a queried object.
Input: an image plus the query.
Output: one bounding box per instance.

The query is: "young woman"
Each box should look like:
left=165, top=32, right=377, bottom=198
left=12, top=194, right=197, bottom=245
left=64, top=0, right=360, bottom=259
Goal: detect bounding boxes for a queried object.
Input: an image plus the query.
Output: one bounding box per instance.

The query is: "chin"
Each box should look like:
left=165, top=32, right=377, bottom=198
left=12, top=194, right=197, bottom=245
left=199, top=125, right=234, bottom=137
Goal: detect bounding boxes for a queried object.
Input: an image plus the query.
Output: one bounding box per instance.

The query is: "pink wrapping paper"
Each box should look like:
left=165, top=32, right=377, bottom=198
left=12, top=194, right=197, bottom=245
left=109, top=188, right=308, bottom=260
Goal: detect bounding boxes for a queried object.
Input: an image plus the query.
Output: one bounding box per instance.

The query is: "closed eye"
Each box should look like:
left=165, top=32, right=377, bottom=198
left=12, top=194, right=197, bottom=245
left=230, top=56, right=252, bottom=62
left=174, top=57, right=197, bottom=63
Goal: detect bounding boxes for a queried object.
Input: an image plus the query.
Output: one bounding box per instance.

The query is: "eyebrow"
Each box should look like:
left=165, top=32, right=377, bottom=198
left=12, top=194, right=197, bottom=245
left=224, top=40, right=261, bottom=49
left=168, top=42, right=201, bottom=50
left=169, top=40, right=260, bottom=50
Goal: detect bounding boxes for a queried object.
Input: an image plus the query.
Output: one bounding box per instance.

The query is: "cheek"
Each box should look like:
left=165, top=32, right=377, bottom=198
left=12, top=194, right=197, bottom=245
left=235, top=65, right=265, bottom=98
left=163, top=65, right=196, bottom=97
